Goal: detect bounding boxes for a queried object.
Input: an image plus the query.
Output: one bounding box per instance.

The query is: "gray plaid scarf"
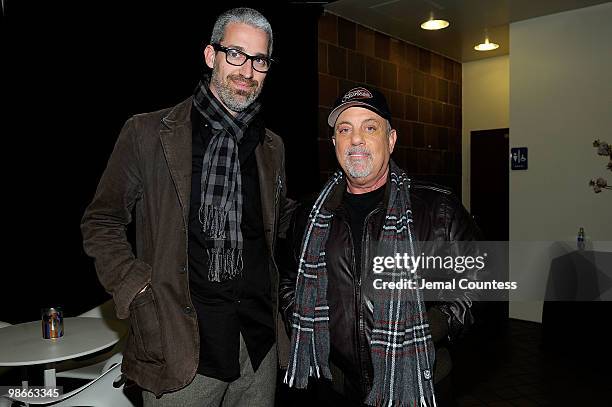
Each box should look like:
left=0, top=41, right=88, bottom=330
left=192, top=77, right=261, bottom=282
left=284, top=161, right=437, bottom=407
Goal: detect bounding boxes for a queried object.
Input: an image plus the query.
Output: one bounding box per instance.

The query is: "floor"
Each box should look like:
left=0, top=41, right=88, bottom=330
left=2, top=319, right=610, bottom=406
left=277, top=318, right=612, bottom=406
left=451, top=319, right=612, bottom=407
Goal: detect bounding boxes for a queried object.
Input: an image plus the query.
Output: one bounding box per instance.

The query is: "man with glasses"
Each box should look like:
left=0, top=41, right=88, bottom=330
left=81, top=7, right=293, bottom=407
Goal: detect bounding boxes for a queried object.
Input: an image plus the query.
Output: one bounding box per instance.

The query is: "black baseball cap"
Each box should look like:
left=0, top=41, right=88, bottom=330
left=327, top=86, right=392, bottom=127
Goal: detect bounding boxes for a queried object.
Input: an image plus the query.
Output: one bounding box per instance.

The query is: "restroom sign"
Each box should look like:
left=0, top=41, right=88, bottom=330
left=511, top=147, right=528, bottom=170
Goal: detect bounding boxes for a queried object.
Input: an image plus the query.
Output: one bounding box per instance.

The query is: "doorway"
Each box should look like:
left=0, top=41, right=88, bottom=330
left=470, top=128, right=509, bottom=241
left=470, top=128, right=510, bottom=326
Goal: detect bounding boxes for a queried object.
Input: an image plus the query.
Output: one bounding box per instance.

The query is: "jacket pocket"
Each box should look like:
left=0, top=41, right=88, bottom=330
left=128, top=287, right=165, bottom=364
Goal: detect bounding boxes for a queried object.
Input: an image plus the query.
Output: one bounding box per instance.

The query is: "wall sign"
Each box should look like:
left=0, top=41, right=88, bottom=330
left=511, top=147, right=528, bottom=170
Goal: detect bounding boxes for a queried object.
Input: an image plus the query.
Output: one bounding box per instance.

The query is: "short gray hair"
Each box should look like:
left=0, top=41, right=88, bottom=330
left=210, top=7, right=273, bottom=55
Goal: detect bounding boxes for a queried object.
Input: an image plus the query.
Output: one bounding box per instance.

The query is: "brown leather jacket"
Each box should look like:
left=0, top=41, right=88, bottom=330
left=278, top=177, right=483, bottom=398
left=81, top=97, right=294, bottom=396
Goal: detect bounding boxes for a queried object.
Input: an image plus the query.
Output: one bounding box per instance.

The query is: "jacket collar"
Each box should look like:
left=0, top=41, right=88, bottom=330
left=159, top=97, right=194, bottom=223
left=255, top=129, right=281, bottom=251
left=323, top=169, right=391, bottom=214
left=162, top=96, right=193, bottom=129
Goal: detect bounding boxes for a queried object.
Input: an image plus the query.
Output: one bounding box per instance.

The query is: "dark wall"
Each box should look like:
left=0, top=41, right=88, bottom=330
left=2, top=1, right=322, bottom=323
left=317, top=13, right=463, bottom=194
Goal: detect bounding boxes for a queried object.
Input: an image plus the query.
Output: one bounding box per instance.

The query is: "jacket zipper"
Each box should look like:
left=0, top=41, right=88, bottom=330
left=272, top=174, right=282, bottom=255
left=342, top=204, right=379, bottom=396
left=358, top=207, right=381, bottom=395
left=341, top=218, right=361, bottom=380
left=271, top=173, right=282, bottom=358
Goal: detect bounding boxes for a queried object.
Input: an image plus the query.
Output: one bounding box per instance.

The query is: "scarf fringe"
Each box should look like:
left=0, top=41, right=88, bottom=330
left=206, top=247, right=243, bottom=282
left=421, top=394, right=437, bottom=407
left=363, top=394, right=437, bottom=407
left=199, top=205, right=228, bottom=239
left=283, top=362, right=332, bottom=389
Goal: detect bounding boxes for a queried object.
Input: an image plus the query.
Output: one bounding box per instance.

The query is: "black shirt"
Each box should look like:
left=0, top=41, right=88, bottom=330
left=342, top=185, right=386, bottom=276
left=188, top=106, right=274, bottom=381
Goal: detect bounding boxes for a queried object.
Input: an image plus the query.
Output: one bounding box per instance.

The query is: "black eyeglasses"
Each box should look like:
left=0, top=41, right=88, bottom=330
left=212, top=43, right=273, bottom=73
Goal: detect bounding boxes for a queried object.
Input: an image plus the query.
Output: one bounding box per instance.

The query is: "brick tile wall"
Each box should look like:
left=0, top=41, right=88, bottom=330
left=317, top=13, right=462, bottom=195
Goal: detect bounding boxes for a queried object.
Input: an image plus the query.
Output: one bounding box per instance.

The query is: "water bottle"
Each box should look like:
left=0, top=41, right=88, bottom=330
left=577, top=227, right=585, bottom=250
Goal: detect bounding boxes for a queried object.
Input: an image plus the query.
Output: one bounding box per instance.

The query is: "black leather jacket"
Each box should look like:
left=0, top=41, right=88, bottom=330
left=278, top=178, right=483, bottom=398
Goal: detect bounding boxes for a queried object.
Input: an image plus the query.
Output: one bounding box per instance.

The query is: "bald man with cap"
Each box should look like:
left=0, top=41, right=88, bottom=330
left=279, top=86, right=482, bottom=406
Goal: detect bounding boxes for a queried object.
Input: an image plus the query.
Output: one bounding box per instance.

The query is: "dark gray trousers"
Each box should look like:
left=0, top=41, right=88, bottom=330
left=143, top=336, right=277, bottom=407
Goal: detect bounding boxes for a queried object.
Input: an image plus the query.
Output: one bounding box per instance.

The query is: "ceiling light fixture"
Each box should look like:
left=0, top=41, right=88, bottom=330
left=420, top=18, right=449, bottom=30
left=475, top=29, right=499, bottom=51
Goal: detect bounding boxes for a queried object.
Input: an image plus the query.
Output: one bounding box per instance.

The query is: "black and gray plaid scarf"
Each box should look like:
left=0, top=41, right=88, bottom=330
left=192, top=77, right=261, bottom=282
left=285, top=161, right=437, bottom=407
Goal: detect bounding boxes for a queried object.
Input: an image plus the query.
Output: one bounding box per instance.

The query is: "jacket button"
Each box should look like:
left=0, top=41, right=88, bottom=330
left=183, top=306, right=193, bottom=315
left=179, top=266, right=187, bottom=274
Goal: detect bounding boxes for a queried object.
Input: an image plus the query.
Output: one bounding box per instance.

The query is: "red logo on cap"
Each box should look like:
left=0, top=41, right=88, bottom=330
left=342, top=87, right=373, bottom=103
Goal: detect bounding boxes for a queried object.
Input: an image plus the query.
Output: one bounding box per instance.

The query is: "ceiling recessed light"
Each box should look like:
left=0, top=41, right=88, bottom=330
left=474, top=37, right=499, bottom=51
left=420, top=19, right=450, bottom=30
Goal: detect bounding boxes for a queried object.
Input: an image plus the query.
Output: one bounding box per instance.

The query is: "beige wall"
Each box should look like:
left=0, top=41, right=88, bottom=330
left=461, top=56, right=510, bottom=211
left=509, top=3, right=612, bottom=321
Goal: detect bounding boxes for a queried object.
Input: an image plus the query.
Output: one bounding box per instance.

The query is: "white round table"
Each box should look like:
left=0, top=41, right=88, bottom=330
left=0, top=317, right=127, bottom=387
